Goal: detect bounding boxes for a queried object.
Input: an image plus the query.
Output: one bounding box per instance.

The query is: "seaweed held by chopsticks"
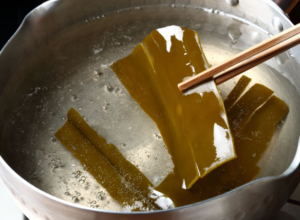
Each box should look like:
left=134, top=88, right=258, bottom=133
left=111, top=25, right=236, bottom=189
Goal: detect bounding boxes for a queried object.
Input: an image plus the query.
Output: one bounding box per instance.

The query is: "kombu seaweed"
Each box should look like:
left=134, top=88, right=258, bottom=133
left=55, top=26, right=289, bottom=209
left=111, top=25, right=236, bottom=189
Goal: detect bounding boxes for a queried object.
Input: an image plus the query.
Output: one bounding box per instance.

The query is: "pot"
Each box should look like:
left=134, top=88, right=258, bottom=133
left=1, top=0, right=300, bottom=219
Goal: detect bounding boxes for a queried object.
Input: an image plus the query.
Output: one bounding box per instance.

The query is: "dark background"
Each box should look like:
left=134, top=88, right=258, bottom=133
left=1, top=0, right=300, bottom=50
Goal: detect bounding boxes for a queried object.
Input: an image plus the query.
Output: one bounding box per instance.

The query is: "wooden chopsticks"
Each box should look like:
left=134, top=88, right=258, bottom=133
left=178, top=23, right=300, bottom=92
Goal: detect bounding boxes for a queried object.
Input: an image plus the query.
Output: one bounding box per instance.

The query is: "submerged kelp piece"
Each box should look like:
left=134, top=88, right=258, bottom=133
left=154, top=80, right=288, bottom=207
left=56, top=108, right=175, bottom=210
left=233, top=96, right=289, bottom=173
left=55, top=120, right=156, bottom=211
left=111, top=26, right=236, bottom=189
left=224, top=75, right=251, bottom=110
left=227, top=84, right=274, bottom=134
left=67, top=108, right=154, bottom=199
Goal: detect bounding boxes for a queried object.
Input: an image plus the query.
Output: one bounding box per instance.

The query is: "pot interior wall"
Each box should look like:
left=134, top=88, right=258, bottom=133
left=0, top=1, right=300, bottom=211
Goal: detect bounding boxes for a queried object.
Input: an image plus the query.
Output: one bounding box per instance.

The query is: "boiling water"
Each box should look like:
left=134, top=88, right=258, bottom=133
left=1, top=5, right=300, bottom=211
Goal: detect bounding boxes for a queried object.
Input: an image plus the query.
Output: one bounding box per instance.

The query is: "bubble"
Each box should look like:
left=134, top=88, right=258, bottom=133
left=72, top=196, right=80, bottom=203
left=97, top=191, right=106, bottom=200
left=51, top=137, right=57, bottom=143
left=225, top=0, right=239, bottom=6
left=272, top=17, right=283, bottom=32
left=105, top=84, right=114, bottom=92
left=153, top=133, right=162, bottom=139
left=114, top=87, right=120, bottom=94
left=93, top=75, right=100, bottom=81
left=93, top=71, right=102, bottom=81
left=71, top=95, right=79, bottom=102
left=103, top=102, right=110, bottom=110
left=62, top=117, right=66, bottom=120
left=65, top=192, right=70, bottom=196
left=75, top=191, right=81, bottom=196
left=73, top=171, right=82, bottom=178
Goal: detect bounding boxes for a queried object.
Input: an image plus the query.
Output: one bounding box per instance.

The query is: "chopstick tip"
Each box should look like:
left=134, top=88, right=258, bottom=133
left=178, top=82, right=185, bottom=92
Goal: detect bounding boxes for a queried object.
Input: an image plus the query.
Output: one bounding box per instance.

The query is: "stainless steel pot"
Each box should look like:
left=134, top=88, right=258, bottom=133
left=1, top=0, right=300, bottom=219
